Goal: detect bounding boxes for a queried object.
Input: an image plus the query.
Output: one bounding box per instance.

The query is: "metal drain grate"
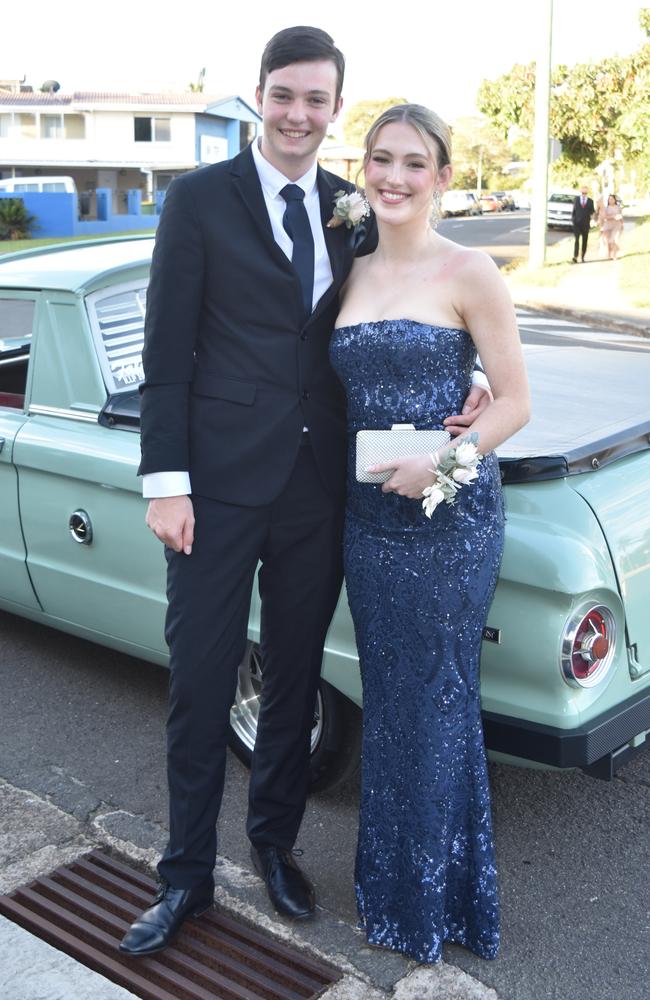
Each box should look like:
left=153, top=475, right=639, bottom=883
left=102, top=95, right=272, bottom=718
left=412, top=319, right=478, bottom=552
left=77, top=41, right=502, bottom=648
left=0, top=850, right=342, bottom=1000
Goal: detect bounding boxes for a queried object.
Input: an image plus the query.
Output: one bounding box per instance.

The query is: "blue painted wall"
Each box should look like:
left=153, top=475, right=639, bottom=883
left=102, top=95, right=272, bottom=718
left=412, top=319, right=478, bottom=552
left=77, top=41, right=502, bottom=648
left=0, top=191, right=158, bottom=238
left=194, top=114, right=228, bottom=164
left=195, top=104, right=260, bottom=162
left=0, top=191, right=77, bottom=238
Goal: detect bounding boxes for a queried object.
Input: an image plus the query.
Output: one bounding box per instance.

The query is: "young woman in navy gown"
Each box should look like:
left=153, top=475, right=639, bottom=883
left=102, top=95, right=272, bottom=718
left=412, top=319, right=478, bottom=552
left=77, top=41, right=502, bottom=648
left=329, top=104, right=530, bottom=963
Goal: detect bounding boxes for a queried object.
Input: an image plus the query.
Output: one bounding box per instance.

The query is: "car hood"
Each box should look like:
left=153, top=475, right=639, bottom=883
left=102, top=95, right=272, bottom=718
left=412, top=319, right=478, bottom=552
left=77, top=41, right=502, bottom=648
left=570, top=455, right=650, bottom=672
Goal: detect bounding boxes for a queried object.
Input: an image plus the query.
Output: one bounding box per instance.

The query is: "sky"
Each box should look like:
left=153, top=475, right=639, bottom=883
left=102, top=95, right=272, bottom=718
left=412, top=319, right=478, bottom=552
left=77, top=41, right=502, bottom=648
left=4, top=0, right=646, bottom=130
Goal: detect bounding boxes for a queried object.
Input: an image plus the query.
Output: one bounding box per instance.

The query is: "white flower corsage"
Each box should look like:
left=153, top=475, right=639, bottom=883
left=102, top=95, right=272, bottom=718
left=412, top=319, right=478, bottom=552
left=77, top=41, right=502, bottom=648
left=422, top=433, right=483, bottom=518
left=327, top=189, right=370, bottom=229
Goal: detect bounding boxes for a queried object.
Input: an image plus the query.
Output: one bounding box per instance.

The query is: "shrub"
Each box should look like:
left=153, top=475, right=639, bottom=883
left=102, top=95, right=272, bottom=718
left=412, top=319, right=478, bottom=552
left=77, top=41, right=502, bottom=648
left=0, top=198, right=36, bottom=240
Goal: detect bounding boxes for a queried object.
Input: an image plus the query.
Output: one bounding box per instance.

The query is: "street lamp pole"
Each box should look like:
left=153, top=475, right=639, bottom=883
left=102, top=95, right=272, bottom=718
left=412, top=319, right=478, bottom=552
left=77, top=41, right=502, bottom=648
left=529, top=0, right=554, bottom=269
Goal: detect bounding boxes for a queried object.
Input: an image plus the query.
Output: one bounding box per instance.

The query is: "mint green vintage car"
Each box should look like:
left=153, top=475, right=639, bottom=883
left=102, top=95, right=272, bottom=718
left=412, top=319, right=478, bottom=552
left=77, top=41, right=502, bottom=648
left=1, top=238, right=649, bottom=789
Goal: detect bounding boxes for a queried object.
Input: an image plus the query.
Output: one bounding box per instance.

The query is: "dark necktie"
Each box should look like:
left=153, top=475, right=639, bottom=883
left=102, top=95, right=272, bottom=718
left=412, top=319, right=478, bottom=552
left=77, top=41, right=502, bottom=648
left=280, top=184, right=314, bottom=321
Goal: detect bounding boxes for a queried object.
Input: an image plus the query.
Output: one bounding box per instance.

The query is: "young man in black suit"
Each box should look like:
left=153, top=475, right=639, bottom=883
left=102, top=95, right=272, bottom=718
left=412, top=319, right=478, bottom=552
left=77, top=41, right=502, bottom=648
left=572, top=185, right=595, bottom=262
left=120, top=26, right=490, bottom=955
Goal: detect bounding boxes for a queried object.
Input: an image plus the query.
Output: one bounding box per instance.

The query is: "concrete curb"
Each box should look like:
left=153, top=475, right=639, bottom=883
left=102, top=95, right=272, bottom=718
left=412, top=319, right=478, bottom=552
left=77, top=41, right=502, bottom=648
left=0, top=778, right=502, bottom=1000
left=513, top=297, right=650, bottom=339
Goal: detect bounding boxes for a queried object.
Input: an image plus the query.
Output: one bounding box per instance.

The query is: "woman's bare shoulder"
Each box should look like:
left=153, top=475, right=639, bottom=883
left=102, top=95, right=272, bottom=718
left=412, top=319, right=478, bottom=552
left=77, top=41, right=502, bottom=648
left=436, top=239, right=501, bottom=289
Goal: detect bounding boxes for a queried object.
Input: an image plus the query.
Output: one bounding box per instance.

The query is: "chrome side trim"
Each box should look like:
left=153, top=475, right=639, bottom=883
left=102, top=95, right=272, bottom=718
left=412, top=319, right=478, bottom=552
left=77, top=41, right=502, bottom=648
left=28, top=404, right=99, bottom=424
left=0, top=352, right=30, bottom=367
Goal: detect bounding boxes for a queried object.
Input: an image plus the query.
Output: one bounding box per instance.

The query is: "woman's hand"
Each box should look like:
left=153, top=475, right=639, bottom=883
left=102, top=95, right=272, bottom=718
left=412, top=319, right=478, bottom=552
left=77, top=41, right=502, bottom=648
left=367, top=453, right=440, bottom=498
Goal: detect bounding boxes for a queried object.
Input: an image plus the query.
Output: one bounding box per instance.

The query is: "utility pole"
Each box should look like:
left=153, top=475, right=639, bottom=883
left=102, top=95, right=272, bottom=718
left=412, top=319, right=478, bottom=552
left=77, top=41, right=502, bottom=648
left=529, top=0, right=553, bottom=269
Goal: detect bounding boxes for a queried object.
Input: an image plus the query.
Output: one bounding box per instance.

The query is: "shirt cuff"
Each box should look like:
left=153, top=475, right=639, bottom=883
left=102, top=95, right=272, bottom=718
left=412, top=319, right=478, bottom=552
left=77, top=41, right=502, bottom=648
left=142, top=471, right=192, bottom=498
left=471, top=368, right=490, bottom=391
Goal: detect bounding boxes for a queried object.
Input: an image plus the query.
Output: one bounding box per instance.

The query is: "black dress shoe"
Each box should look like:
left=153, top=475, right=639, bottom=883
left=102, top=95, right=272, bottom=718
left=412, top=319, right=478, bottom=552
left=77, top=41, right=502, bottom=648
left=250, top=845, right=315, bottom=920
left=119, top=876, right=214, bottom=956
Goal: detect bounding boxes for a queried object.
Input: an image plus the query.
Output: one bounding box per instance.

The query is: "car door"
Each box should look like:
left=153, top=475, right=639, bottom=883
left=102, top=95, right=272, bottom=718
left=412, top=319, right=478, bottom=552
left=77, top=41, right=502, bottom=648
left=0, top=294, right=41, bottom=610
left=13, top=282, right=168, bottom=660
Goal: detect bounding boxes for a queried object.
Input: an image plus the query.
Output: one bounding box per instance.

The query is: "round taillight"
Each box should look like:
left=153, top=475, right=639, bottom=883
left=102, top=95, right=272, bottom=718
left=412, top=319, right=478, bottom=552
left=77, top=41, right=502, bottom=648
left=561, top=604, right=616, bottom=688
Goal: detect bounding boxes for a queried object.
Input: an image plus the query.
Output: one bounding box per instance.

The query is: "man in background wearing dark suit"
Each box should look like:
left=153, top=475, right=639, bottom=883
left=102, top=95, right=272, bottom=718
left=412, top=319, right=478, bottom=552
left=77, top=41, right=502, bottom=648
left=119, top=26, right=491, bottom=956
left=572, top=185, right=595, bottom=262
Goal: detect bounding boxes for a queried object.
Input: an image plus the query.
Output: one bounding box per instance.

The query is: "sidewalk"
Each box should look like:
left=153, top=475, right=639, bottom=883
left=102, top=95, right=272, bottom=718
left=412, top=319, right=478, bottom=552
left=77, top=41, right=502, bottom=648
left=504, top=228, right=650, bottom=338
left=0, top=779, right=499, bottom=1000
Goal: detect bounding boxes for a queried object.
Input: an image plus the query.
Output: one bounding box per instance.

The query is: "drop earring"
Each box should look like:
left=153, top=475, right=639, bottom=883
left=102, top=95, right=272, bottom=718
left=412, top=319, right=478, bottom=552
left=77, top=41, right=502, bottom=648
left=431, top=190, right=442, bottom=230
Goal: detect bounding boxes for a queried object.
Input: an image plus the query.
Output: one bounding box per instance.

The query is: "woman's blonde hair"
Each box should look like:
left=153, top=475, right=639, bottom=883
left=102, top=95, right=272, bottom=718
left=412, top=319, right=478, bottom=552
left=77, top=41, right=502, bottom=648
left=363, top=103, right=452, bottom=172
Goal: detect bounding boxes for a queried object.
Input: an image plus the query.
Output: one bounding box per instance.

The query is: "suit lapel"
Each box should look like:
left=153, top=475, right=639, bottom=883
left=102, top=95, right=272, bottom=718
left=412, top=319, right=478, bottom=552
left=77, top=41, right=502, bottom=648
left=308, top=167, right=349, bottom=325
left=230, top=150, right=352, bottom=326
left=229, top=146, right=293, bottom=276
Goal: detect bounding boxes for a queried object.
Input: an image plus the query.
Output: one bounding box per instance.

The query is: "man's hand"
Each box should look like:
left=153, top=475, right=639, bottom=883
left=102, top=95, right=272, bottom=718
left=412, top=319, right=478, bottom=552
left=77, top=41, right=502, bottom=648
left=146, top=496, right=195, bottom=555
left=443, top=385, right=493, bottom=437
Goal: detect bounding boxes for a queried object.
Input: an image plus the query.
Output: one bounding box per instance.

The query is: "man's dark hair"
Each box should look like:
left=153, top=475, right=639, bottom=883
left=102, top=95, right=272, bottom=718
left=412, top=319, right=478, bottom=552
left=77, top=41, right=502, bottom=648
left=259, top=26, right=345, bottom=104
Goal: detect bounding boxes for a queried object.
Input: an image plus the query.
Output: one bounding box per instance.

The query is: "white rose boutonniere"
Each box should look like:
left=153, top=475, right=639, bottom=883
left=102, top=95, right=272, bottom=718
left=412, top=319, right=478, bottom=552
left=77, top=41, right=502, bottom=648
left=421, top=433, right=483, bottom=519
left=327, top=189, right=370, bottom=229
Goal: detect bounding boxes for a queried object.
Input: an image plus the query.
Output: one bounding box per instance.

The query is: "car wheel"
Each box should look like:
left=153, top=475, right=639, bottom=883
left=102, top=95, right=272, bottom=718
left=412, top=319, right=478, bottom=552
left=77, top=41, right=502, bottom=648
left=229, top=640, right=362, bottom=793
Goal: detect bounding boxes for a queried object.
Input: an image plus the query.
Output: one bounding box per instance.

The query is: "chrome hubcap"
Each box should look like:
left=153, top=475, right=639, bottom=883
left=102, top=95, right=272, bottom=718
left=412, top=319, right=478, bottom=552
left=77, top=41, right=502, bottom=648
left=230, top=643, right=324, bottom=754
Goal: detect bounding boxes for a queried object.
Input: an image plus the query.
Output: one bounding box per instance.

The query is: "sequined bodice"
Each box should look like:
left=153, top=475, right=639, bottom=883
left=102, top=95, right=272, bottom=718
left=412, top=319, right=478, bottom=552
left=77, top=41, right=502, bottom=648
left=330, top=318, right=476, bottom=432
left=329, top=318, right=501, bottom=532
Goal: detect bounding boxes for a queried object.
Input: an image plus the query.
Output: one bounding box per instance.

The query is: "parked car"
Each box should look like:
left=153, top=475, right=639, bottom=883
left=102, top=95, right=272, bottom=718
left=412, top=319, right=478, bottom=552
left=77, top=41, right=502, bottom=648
left=511, top=191, right=531, bottom=210
left=464, top=192, right=482, bottom=216
left=1, top=238, right=649, bottom=791
left=492, top=191, right=516, bottom=211
left=479, top=194, right=502, bottom=213
left=441, top=190, right=482, bottom=217
left=547, top=191, right=578, bottom=229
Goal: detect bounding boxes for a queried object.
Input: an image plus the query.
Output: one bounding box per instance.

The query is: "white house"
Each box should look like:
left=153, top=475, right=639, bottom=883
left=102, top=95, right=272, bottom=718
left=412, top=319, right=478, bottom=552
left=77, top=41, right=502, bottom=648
left=0, top=89, right=260, bottom=209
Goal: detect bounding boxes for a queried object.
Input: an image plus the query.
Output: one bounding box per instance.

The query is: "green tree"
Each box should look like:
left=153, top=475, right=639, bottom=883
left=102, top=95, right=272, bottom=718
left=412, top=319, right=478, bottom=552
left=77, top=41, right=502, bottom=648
left=450, top=116, right=514, bottom=190
left=476, top=63, right=536, bottom=139
left=477, top=9, right=650, bottom=190
left=0, top=198, right=35, bottom=240
left=342, top=97, right=408, bottom=148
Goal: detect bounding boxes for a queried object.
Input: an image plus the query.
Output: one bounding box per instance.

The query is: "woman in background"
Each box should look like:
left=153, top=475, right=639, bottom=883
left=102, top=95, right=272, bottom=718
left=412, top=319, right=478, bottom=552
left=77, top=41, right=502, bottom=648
left=598, top=194, right=624, bottom=260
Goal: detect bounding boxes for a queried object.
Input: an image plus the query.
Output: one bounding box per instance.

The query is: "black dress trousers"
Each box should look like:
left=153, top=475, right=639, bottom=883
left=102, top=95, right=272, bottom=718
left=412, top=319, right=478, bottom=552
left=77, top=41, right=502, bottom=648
left=157, top=438, right=344, bottom=889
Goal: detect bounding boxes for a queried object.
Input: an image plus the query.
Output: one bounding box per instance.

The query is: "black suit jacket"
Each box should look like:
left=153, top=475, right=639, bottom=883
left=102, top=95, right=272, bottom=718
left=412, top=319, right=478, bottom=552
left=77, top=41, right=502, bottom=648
left=139, top=145, right=373, bottom=506
left=572, top=196, right=595, bottom=228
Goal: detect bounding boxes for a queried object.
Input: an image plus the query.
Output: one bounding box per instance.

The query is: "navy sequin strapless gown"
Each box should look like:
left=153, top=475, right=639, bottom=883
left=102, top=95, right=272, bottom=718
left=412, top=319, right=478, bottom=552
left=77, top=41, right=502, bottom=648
left=329, top=319, right=503, bottom=964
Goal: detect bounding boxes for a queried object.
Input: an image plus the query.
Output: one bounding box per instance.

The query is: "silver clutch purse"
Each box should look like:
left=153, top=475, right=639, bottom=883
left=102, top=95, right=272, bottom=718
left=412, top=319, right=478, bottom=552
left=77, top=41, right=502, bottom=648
left=356, top=424, right=451, bottom=483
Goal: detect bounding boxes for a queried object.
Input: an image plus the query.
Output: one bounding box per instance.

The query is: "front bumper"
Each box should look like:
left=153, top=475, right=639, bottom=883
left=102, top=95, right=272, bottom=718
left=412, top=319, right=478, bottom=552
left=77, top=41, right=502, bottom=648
left=483, top=686, right=650, bottom=780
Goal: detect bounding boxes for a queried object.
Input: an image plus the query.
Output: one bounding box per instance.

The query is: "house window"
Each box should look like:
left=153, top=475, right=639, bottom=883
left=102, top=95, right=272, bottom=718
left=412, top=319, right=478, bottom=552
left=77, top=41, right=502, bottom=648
left=134, top=117, right=152, bottom=142
left=0, top=115, right=10, bottom=138
left=41, top=114, right=64, bottom=139
left=64, top=114, right=85, bottom=139
left=134, top=116, right=171, bottom=142
left=154, top=117, right=171, bottom=141
left=17, top=114, right=36, bottom=139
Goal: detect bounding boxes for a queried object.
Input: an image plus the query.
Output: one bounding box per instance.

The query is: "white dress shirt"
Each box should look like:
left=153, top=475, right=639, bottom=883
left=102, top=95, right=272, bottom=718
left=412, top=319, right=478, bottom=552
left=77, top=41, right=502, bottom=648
left=251, top=137, right=333, bottom=310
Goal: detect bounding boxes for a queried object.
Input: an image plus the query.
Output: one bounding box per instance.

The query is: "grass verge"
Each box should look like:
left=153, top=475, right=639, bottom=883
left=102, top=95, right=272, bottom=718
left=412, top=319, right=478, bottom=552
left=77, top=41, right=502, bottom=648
left=0, top=230, right=156, bottom=256
left=506, top=217, right=650, bottom=309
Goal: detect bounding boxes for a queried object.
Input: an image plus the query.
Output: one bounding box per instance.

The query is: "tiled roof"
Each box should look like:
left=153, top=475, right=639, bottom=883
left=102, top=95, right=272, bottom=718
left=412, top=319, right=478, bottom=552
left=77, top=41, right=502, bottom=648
left=0, top=91, right=233, bottom=107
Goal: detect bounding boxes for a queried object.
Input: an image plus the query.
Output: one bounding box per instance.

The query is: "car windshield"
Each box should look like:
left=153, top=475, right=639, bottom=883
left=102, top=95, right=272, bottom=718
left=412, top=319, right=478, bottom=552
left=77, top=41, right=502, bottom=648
left=85, top=282, right=147, bottom=393
left=549, top=194, right=575, bottom=204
